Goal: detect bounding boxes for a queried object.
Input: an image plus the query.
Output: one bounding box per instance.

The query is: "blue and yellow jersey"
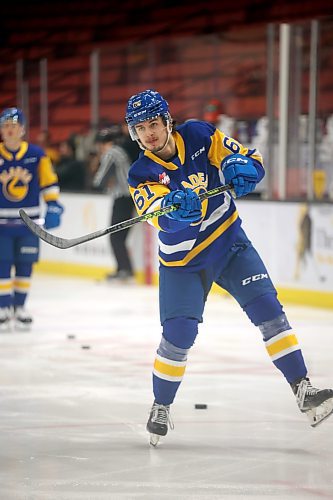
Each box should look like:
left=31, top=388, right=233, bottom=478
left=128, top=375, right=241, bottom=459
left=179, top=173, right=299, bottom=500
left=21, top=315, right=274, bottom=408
left=128, top=120, right=264, bottom=272
left=0, top=141, right=60, bottom=226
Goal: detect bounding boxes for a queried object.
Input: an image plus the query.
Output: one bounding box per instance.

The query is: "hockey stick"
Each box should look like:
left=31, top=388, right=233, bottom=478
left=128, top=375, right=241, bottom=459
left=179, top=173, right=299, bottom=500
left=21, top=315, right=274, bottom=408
left=19, top=183, right=233, bottom=250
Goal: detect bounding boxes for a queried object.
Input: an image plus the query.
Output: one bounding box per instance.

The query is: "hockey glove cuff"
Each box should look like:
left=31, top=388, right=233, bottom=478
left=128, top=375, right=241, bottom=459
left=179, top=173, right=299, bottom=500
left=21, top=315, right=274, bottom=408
left=221, top=154, right=260, bottom=198
left=44, top=200, right=64, bottom=229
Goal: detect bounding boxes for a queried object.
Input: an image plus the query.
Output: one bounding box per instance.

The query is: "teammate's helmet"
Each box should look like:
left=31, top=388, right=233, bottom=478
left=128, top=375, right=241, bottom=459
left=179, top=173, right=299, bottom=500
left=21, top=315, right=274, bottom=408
left=0, top=107, right=26, bottom=126
left=125, top=89, right=170, bottom=140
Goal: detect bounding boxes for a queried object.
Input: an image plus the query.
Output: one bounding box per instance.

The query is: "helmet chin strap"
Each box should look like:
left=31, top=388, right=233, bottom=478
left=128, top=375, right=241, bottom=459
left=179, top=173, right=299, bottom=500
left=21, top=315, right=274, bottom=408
left=137, top=121, right=172, bottom=153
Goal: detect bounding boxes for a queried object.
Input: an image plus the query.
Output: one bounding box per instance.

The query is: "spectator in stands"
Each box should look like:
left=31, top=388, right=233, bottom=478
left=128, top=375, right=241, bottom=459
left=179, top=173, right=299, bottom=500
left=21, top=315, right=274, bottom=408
left=73, top=117, right=114, bottom=165
left=55, top=140, right=87, bottom=191
left=203, top=98, right=235, bottom=137
left=92, top=126, right=135, bottom=281
left=36, top=130, right=60, bottom=166
left=319, top=114, right=333, bottom=199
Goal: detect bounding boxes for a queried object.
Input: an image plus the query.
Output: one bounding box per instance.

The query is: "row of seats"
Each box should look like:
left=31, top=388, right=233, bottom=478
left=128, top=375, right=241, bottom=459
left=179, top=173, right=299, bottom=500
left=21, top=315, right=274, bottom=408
left=1, top=1, right=332, bottom=145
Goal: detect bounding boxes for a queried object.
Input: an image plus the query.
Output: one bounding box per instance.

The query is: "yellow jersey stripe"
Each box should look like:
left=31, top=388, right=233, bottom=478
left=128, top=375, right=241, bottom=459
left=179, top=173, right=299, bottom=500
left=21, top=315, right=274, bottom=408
left=144, top=132, right=185, bottom=169
left=159, top=209, right=239, bottom=267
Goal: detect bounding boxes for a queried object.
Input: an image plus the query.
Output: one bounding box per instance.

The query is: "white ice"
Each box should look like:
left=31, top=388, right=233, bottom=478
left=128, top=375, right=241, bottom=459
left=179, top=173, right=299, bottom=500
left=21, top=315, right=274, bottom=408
left=0, top=274, right=332, bottom=500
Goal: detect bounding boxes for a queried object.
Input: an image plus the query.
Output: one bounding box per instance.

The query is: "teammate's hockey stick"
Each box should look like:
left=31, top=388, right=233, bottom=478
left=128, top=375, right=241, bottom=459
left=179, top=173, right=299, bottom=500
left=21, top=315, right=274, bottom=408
left=19, top=183, right=233, bottom=250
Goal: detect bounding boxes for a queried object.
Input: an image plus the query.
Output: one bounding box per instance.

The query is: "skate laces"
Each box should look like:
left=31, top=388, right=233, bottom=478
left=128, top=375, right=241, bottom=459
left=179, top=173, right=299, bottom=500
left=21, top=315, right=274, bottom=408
left=296, top=378, right=319, bottom=409
left=151, top=403, right=174, bottom=430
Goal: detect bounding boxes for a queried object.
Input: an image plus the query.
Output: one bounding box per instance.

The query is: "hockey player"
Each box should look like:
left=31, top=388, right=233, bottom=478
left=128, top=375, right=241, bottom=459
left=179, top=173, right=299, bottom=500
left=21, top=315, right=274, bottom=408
left=0, top=107, right=64, bottom=331
left=125, top=90, right=333, bottom=446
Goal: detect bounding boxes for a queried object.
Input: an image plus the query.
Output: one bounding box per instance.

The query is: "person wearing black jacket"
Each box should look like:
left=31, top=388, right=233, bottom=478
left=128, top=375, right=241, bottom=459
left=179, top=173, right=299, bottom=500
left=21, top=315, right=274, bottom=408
left=55, top=140, right=86, bottom=191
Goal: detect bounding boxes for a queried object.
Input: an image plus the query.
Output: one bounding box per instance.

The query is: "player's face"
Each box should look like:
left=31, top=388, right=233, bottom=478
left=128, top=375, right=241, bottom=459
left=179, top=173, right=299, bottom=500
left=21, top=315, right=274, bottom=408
left=0, top=120, right=24, bottom=147
left=134, top=117, right=169, bottom=153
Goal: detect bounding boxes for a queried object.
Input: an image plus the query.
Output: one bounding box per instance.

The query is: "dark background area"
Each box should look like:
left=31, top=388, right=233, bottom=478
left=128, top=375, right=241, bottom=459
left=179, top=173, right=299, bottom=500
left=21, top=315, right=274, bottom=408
left=1, top=0, right=332, bottom=144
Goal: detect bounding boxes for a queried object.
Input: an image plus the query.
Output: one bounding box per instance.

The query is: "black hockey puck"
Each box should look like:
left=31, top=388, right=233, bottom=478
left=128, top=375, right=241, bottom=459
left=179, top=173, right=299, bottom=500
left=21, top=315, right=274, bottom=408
left=81, top=345, right=91, bottom=349
left=194, top=404, right=207, bottom=409
left=67, top=334, right=76, bottom=339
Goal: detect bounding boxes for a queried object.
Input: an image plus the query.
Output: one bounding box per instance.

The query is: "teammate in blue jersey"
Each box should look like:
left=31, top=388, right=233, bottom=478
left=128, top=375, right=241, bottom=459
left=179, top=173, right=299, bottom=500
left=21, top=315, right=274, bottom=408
left=125, top=90, right=333, bottom=446
left=0, top=107, right=64, bottom=331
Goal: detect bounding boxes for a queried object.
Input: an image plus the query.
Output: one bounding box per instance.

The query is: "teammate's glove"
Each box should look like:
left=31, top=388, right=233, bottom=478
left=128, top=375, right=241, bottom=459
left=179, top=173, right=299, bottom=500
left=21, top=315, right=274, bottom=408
left=44, top=200, right=64, bottom=229
left=221, top=154, right=259, bottom=198
left=162, top=188, right=202, bottom=222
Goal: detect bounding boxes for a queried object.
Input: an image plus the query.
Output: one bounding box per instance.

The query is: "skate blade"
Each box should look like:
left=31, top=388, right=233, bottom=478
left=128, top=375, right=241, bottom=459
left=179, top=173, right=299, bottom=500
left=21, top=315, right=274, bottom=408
left=149, top=433, right=161, bottom=447
left=0, top=323, right=12, bottom=333
left=14, top=321, right=32, bottom=332
left=306, top=398, right=333, bottom=427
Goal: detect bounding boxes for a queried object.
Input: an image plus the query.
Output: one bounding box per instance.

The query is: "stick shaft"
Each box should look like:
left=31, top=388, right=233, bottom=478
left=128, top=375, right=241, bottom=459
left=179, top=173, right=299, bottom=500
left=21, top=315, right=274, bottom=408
left=19, top=183, right=233, bottom=249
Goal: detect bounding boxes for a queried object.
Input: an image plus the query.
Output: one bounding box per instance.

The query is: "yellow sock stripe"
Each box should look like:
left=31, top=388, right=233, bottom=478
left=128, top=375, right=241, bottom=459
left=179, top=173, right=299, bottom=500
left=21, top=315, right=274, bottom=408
left=153, top=355, right=186, bottom=382
left=265, top=330, right=300, bottom=361
left=0, top=279, right=12, bottom=287
left=0, top=280, right=12, bottom=295
left=13, top=280, right=31, bottom=292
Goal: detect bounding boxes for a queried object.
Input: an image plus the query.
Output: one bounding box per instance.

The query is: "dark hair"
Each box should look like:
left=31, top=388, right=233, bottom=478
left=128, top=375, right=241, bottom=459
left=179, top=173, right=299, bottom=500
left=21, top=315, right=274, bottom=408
left=162, top=116, right=176, bottom=131
left=95, top=125, right=123, bottom=143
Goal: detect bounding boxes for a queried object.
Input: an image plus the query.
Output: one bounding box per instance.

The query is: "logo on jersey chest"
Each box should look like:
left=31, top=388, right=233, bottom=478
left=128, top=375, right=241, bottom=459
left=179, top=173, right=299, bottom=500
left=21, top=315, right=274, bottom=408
left=158, top=172, right=170, bottom=185
left=0, top=166, right=32, bottom=202
left=191, top=146, right=205, bottom=160
left=182, top=172, right=208, bottom=191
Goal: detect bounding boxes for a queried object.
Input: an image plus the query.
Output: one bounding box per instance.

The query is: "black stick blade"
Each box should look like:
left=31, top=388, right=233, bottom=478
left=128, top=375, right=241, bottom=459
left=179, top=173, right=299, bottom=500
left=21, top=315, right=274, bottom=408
left=19, top=209, right=72, bottom=249
left=19, top=209, right=114, bottom=249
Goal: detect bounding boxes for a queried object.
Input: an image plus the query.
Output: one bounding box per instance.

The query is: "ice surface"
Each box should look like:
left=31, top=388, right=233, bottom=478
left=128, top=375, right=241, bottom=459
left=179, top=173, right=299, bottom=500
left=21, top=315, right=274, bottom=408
left=0, top=274, right=332, bottom=499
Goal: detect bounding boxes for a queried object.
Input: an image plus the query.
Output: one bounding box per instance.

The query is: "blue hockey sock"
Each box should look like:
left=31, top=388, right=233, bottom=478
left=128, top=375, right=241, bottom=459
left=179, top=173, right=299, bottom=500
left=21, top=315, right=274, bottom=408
left=244, top=294, right=307, bottom=384
left=14, top=263, right=33, bottom=307
left=0, top=262, right=12, bottom=308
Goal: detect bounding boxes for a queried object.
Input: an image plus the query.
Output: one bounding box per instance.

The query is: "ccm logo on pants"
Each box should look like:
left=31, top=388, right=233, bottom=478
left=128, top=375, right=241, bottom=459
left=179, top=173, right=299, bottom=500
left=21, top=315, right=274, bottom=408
left=21, top=247, right=38, bottom=254
left=242, top=273, right=268, bottom=286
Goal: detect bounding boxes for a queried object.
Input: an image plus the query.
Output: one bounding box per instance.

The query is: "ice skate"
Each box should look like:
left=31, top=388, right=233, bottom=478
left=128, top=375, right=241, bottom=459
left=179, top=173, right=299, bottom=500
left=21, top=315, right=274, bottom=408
left=0, top=307, right=12, bottom=332
left=105, top=270, right=134, bottom=283
left=146, top=402, right=174, bottom=446
left=291, top=377, right=333, bottom=427
left=14, top=306, right=33, bottom=331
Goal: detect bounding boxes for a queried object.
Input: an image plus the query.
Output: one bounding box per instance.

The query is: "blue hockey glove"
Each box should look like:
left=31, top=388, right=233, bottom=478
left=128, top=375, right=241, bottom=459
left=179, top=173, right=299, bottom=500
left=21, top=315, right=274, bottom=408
left=44, top=201, right=64, bottom=229
left=221, top=154, right=259, bottom=198
left=162, top=188, right=202, bottom=222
